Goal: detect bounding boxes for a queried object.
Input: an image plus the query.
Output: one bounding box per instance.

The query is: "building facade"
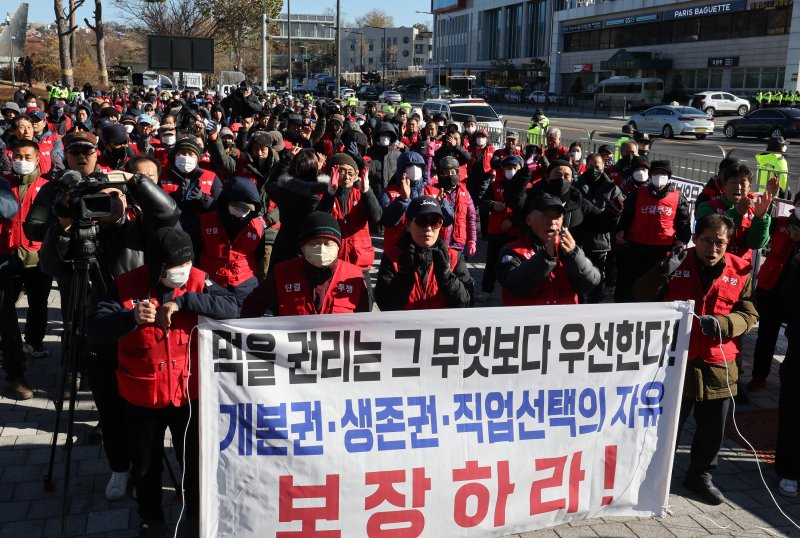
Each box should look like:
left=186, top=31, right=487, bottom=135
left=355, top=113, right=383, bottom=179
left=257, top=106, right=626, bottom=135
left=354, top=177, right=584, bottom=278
left=339, top=26, right=433, bottom=73
left=430, top=0, right=798, bottom=95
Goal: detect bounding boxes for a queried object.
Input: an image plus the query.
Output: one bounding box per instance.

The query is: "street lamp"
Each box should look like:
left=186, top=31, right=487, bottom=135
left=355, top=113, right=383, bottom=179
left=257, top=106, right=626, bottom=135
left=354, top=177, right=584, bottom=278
left=343, top=30, right=365, bottom=88
left=364, top=25, right=387, bottom=86
left=416, top=10, right=435, bottom=86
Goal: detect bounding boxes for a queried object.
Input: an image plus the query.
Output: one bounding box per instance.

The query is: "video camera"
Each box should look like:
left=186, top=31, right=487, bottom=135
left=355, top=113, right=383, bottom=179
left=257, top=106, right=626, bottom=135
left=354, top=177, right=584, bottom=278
left=54, top=170, right=128, bottom=223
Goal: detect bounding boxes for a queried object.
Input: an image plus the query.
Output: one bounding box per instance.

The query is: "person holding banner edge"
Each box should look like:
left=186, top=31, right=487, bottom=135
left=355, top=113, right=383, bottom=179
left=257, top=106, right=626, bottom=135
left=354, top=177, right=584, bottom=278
left=633, top=214, right=759, bottom=505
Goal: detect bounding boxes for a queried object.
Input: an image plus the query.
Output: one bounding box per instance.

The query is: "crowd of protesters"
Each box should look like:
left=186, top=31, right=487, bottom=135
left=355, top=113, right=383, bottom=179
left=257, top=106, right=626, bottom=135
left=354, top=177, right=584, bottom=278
left=1, top=79, right=800, bottom=536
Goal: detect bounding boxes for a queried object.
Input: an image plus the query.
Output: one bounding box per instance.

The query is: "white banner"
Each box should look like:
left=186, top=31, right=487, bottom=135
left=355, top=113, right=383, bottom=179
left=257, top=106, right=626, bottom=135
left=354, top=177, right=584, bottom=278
left=198, top=302, right=693, bottom=537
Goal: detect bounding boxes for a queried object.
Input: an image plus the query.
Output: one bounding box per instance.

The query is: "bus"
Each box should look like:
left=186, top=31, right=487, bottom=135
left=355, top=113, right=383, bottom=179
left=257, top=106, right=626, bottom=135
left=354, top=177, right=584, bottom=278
left=594, top=77, right=664, bottom=111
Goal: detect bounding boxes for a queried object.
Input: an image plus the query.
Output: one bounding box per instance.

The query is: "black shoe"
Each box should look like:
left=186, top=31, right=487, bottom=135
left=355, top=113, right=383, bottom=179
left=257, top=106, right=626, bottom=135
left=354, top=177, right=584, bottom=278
left=137, top=520, right=166, bottom=538
left=683, top=473, right=726, bottom=505
left=87, top=424, right=103, bottom=445
left=8, top=376, right=34, bottom=400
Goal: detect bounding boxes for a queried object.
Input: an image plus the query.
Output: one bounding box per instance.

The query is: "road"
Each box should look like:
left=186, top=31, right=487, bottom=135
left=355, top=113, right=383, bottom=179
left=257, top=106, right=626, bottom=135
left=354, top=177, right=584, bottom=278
left=491, top=105, right=800, bottom=188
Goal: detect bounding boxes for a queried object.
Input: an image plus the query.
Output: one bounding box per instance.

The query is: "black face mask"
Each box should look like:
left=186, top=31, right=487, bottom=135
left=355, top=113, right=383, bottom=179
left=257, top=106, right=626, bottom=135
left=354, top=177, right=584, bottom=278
left=439, top=173, right=458, bottom=192
left=106, top=145, right=127, bottom=161
left=547, top=177, right=571, bottom=202
left=589, top=168, right=602, bottom=180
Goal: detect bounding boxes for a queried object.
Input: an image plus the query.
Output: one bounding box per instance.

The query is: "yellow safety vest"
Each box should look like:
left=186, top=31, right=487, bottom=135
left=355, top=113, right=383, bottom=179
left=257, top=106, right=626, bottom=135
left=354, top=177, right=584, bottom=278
left=347, top=96, right=358, bottom=106
left=614, top=135, right=631, bottom=163
left=755, top=152, right=789, bottom=192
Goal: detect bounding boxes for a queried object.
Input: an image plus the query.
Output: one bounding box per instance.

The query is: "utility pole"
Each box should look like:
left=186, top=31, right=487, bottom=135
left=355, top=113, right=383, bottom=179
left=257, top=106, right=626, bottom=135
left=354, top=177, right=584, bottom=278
left=261, top=8, right=267, bottom=90
left=335, top=0, right=341, bottom=97
left=287, top=0, right=292, bottom=93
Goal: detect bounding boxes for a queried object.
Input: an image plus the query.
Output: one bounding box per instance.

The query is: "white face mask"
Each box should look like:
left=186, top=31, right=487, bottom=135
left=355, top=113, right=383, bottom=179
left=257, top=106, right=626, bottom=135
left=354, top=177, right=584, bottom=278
left=302, top=243, right=339, bottom=268
left=475, top=136, right=487, bottom=148
left=26, top=102, right=36, bottom=109
left=405, top=165, right=423, bottom=181
left=465, top=126, right=476, bottom=135
left=633, top=169, right=649, bottom=183
left=12, top=160, right=37, bottom=176
left=570, top=150, right=582, bottom=161
left=124, top=125, right=134, bottom=134
left=652, top=174, right=670, bottom=189
left=161, top=265, right=192, bottom=288
left=504, top=169, right=516, bottom=180
left=161, top=134, right=176, bottom=146
left=378, top=136, right=391, bottom=147
left=357, top=119, right=365, bottom=126
left=174, top=155, right=198, bottom=174
left=228, top=205, right=250, bottom=219
left=782, top=145, right=788, bottom=153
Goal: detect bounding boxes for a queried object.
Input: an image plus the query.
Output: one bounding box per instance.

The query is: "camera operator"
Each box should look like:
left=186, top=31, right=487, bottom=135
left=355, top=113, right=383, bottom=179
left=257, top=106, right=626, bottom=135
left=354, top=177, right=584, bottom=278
left=31, top=130, right=181, bottom=502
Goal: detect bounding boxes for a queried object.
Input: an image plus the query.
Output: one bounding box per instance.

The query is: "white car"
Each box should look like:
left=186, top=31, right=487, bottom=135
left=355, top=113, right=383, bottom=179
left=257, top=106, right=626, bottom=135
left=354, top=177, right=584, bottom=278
left=690, top=92, right=750, bottom=116
left=339, top=87, right=355, bottom=99
left=380, top=90, right=402, bottom=104
left=526, top=91, right=561, bottom=104
left=627, top=105, right=714, bottom=139
left=422, top=98, right=505, bottom=143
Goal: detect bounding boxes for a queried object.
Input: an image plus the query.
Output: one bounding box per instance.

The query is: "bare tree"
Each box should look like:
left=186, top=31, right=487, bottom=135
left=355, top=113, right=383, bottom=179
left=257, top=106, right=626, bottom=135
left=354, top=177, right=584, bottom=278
left=355, top=9, right=395, bottom=29
left=54, top=0, right=85, bottom=86
left=85, top=0, right=108, bottom=87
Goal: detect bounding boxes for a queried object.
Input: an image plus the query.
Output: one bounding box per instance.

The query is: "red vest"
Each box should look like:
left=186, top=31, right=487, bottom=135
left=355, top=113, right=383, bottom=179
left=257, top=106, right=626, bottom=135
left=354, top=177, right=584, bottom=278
left=159, top=167, right=216, bottom=197
left=757, top=216, right=796, bottom=291
left=274, top=257, right=365, bottom=316
left=500, top=236, right=580, bottom=306
left=382, top=183, right=442, bottom=252
left=707, top=198, right=754, bottom=261
left=36, top=132, right=59, bottom=175
left=487, top=176, right=523, bottom=237
left=442, top=185, right=471, bottom=245
left=664, top=251, right=751, bottom=363
left=330, top=189, right=374, bottom=269
left=153, top=146, right=170, bottom=170
left=384, top=246, right=459, bottom=310
left=235, top=155, right=258, bottom=184
left=0, top=174, right=48, bottom=255
left=198, top=212, right=264, bottom=287
left=627, top=188, right=680, bottom=246
left=470, top=146, right=495, bottom=175
left=199, top=152, right=214, bottom=172
left=115, top=265, right=206, bottom=408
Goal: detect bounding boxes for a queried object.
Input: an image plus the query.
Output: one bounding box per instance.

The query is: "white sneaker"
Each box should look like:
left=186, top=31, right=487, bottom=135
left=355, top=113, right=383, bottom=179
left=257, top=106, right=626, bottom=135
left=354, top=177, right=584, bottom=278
left=105, top=470, right=130, bottom=500
left=779, top=478, right=798, bottom=498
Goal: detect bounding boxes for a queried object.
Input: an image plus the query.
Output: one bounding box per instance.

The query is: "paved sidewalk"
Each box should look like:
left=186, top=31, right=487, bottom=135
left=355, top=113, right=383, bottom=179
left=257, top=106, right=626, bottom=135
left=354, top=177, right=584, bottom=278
left=1, top=244, right=799, bottom=537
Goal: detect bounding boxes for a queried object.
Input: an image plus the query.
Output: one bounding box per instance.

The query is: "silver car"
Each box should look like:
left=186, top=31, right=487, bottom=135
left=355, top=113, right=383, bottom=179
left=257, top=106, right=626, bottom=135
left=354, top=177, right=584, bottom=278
left=380, top=90, right=402, bottom=104
left=627, top=105, right=714, bottom=139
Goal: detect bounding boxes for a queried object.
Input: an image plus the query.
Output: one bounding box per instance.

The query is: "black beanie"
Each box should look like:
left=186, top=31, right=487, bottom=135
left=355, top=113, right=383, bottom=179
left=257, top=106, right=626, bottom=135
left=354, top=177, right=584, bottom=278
left=298, top=211, right=342, bottom=247
left=172, top=136, right=203, bottom=159
left=153, top=227, right=194, bottom=267
left=330, top=152, right=358, bottom=171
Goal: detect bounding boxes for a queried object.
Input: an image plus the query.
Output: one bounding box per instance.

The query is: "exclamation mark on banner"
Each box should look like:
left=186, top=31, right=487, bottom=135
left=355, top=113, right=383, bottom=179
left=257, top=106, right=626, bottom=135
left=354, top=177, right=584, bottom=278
left=601, top=445, right=617, bottom=506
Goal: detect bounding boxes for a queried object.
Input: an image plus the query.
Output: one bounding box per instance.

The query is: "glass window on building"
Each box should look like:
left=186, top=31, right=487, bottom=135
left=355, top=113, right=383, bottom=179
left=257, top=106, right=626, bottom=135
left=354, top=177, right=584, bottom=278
left=528, top=0, right=547, bottom=57
left=744, top=10, right=768, bottom=37
left=767, top=8, right=789, bottom=36
left=730, top=68, right=745, bottom=89
left=745, top=69, right=760, bottom=89
left=762, top=67, right=779, bottom=88
left=696, top=70, right=709, bottom=90
left=506, top=3, right=523, bottom=59
left=709, top=69, right=723, bottom=89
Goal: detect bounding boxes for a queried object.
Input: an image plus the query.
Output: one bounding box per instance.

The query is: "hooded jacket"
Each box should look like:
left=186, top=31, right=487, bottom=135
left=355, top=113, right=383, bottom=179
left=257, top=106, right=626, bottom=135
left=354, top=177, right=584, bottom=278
left=366, top=122, right=401, bottom=194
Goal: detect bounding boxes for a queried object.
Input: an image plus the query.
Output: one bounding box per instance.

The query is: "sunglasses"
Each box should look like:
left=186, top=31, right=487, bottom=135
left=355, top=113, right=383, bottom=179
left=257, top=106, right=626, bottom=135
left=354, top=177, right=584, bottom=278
left=413, top=215, right=443, bottom=229
left=67, top=147, right=95, bottom=156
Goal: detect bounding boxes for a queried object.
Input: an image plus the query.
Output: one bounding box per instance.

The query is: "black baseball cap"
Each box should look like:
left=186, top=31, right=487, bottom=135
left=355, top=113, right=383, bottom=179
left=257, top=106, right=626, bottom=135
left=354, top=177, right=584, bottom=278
left=406, top=196, right=443, bottom=220
left=524, top=193, right=566, bottom=215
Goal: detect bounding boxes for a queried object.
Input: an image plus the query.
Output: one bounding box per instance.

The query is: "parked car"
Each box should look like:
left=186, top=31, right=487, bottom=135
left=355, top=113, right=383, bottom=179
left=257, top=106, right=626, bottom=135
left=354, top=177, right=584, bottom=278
left=357, top=85, right=379, bottom=101
left=505, top=90, right=523, bottom=103
left=723, top=107, right=800, bottom=139
left=292, top=83, right=304, bottom=94
left=380, top=90, right=402, bottom=104
left=472, top=87, right=489, bottom=98
left=627, top=105, right=714, bottom=139
left=339, top=87, right=355, bottom=98
left=690, top=92, right=750, bottom=116
left=421, top=98, right=504, bottom=143
left=485, top=86, right=509, bottom=101
left=526, top=91, right=561, bottom=104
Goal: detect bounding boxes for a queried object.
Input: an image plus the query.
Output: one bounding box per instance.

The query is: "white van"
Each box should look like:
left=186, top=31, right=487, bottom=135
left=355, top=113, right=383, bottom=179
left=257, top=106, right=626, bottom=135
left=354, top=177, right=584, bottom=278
left=594, top=77, right=664, bottom=111
left=421, top=98, right=505, bottom=143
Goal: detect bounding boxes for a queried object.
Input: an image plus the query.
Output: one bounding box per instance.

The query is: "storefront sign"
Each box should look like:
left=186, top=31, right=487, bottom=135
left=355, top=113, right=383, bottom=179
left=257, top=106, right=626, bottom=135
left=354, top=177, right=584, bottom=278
left=563, top=21, right=602, bottom=33
left=707, top=57, right=739, bottom=67
left=748, top=0, right=792, bottom=9
left=573, top=64, right=593, bottom=72
left=664, top=0, right=747, bottom=20
left=605, top=13, right=659, bottom=27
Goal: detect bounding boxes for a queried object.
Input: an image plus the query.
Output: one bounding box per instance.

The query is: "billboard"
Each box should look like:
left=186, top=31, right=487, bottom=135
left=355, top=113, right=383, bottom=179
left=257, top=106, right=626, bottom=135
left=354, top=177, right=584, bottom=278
left=147, top=35, right=215, bottom=73
left=432, top=0, right=466, bottom=14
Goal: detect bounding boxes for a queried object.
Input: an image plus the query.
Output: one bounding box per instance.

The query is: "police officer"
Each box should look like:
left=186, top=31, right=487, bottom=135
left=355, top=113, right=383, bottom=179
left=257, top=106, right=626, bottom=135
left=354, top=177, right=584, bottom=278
left=615, top=160, right=691, bottom=302
left=526, top=109, right=549, bottom=146
left=613, top=124, right=633, bottom=162
left=376, top=195, right=472, bottom=310
left=241, top=211, right=371, bottom=316
left=755, top=136, right=789, bottom=196
left=497, top=192, right=601, bottom=306
left=633, top=214, right=759, bottom=505
left=88, top=227, right=238, bottom=536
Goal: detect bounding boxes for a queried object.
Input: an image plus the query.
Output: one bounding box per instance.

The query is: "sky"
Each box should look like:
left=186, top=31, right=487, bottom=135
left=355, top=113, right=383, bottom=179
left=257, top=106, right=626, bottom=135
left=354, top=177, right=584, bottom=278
left=21, top=1, right=433, bottom=28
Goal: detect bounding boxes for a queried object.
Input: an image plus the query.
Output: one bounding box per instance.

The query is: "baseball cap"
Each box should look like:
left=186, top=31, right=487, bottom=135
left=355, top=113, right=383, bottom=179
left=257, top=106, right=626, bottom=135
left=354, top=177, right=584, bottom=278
left=524, top=192, right=567, bottom=215
left=406, top=196, right=443, bottom=221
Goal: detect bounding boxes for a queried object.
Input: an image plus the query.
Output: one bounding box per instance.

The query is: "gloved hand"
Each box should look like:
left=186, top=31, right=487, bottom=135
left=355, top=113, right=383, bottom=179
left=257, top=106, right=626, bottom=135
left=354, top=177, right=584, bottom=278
left=466, top=240, right=477, bottom=258
left=397, top=241, right=416, bottom=277
left=431, top=239, right=452, bottom=278
left=204, top=120, right=217, bottom=135
left=188, top=185, right=204, bottom=201
left=659, top=244, right=687, bottom=276
left=699, top=315, right=719, bottom=337
left=328, top=165, right=340, bottom=195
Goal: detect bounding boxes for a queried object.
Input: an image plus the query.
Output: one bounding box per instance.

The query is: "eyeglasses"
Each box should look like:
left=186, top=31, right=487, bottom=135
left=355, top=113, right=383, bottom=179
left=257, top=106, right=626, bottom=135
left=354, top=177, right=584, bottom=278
left=67, top=147, right=95, bottom=156
left=413, top=216, right=443, bottom=229
left=697, top=237, right=729, bottom=249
